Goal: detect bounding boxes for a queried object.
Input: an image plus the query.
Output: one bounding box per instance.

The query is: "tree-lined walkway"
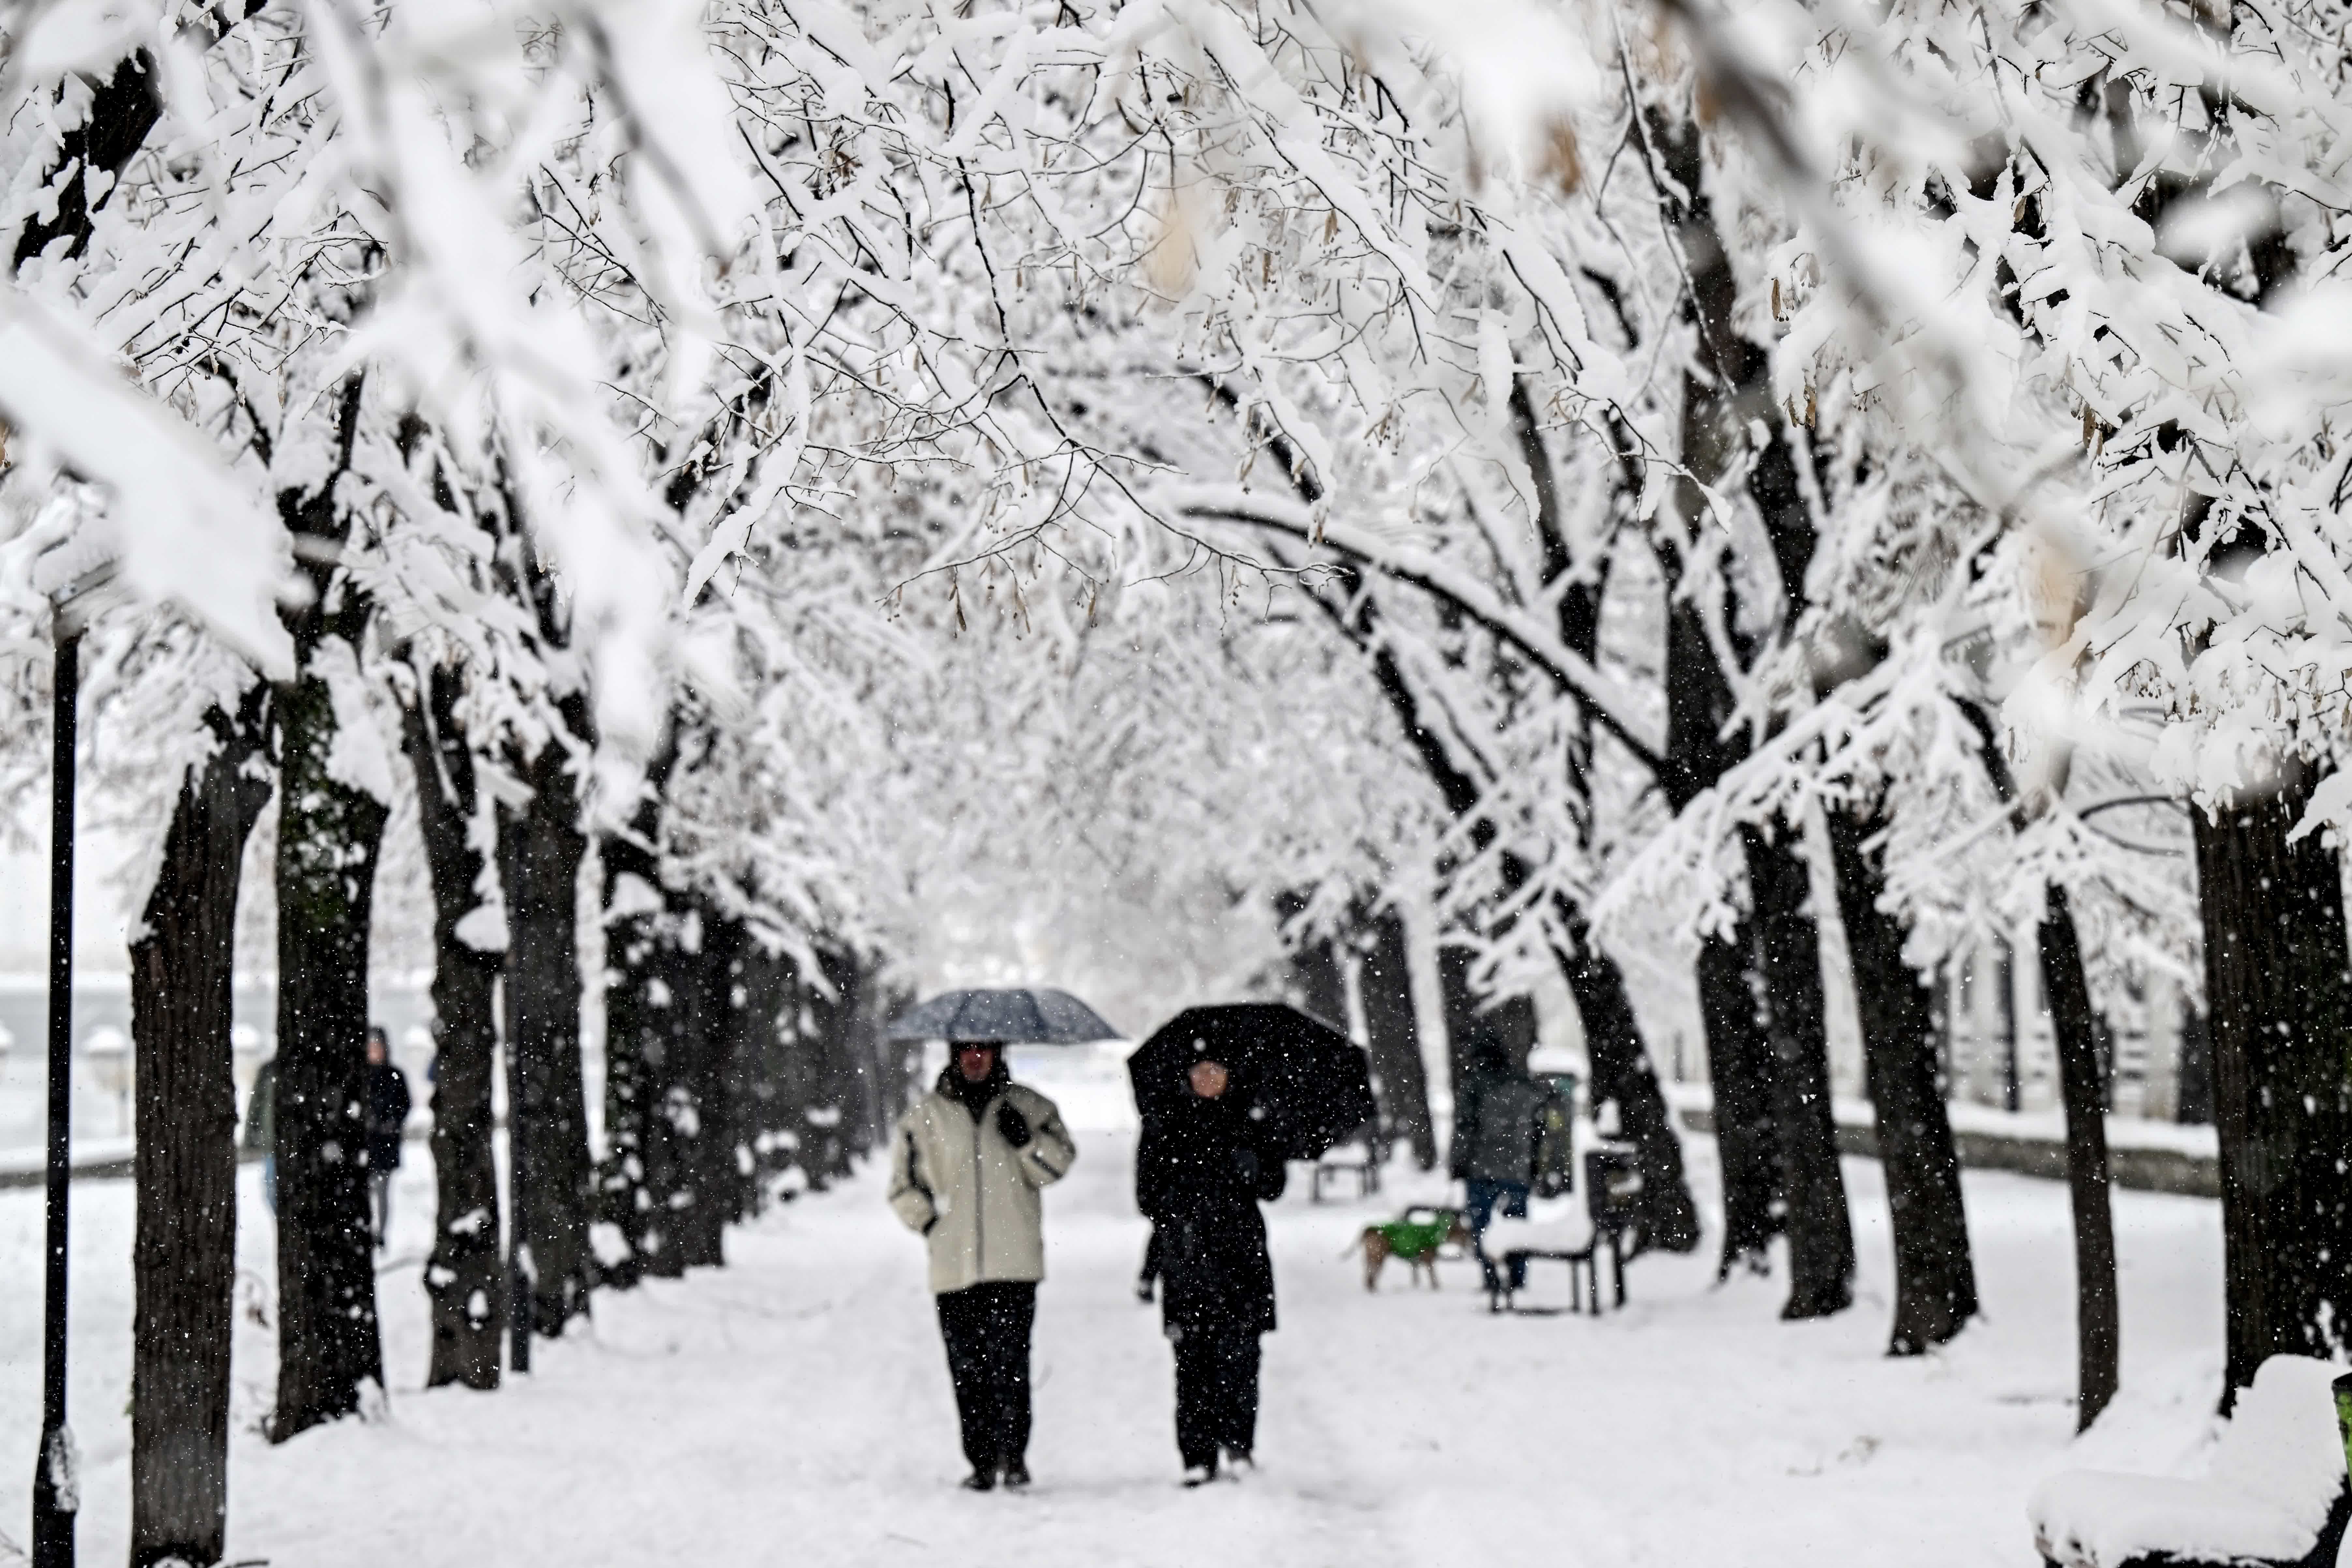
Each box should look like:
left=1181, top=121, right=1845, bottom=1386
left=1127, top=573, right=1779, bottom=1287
left=0, top=1117, right=2227, bottom=1567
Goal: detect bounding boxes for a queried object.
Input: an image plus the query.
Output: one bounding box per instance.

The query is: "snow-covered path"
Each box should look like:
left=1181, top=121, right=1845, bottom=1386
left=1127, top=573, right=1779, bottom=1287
left=0, top=1063, right=2235, bottom=1566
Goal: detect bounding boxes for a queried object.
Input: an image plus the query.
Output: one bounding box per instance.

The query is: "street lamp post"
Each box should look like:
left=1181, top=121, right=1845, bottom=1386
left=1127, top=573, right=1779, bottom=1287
left=33, top=614, right=79, bottom=1568
left=505, top=1037, right=531, bottom=1377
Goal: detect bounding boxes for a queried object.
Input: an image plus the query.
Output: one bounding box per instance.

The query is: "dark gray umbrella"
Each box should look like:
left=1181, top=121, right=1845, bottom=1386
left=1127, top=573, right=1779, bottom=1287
left=884, top=988, right=1119, bottom=1044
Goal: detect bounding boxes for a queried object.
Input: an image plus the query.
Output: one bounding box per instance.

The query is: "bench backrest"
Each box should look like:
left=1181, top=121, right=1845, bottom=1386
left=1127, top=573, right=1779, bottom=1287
left=1585, top=1146, right=1642, bottom=1237
left=2209, top=1356, right=2349, bottom=1519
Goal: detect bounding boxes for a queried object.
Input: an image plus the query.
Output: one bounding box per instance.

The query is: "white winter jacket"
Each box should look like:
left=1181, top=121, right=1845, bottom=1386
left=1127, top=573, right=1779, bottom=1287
left=887, top=1075, right=1076, bottom=1295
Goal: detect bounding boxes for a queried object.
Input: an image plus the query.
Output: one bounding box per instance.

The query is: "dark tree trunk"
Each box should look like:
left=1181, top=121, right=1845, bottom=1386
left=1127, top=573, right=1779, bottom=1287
left=814, top=948, right=871, bottom=1155
left=1659, top=591, right=1790, bottom=1275
left=595, top=739, right=689, bottom=1285
left=1823, top=804, right=1977, bottom=1354
left=272, top=662, right=391, bottom=1439
left=1436, top=945, right=1537, bottom=1082
left=498, top=718, right=597, bottom=1334
left=804, top=945, right=865, bottom=1184
left=2040, top=884, right=2119, bottom=1429
left=774, top=963, right=832, bottom=1192
left=598, top=896, right=660, bottom=1284
left=1742, top=823, right=1854, bottom=1318
left=2192, top=772, right=2352, bottom=1403
left=399, top=665, right=505, bottom=1389
left=1957, top=696, right=2115, bottom=1420
left=1552, top=902, right=1700, bottom=1252
left=1647, top=102, right=1831, bottom=1284
left=2178, top=1006, right=2215, bottom=1125
left=129, top=690, right=271, bottom=1566
left=1357, top=908, right=1436, bottom=1170
left=670, top=905, right=745, bottom=1270
left=1696, top=924, right=1783, bottom=1273
left=737, top=945, right=800, bottom=1201
left=1288, top=932, right=1349, bottom=1031
left=598, top=809, right=667, bottom=1286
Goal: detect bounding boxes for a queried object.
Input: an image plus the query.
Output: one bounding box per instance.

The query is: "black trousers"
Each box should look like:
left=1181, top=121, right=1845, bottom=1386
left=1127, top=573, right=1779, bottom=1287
left=1171, top=1325, right=1260, bottom=1468
left=936, top=1281, right=1036, bottom=1473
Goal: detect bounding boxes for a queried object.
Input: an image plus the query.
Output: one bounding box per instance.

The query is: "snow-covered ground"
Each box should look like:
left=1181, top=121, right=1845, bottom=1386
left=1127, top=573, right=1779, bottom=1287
left=0, top=1051, right=2240, bottom=1566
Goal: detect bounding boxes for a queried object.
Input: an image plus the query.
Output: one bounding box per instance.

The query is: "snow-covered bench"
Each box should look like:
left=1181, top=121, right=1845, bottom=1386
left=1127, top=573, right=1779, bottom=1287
left=2029, top=1356, right=2352, bottom=1568
left=1478, top=1147, right=1642, bottom=1315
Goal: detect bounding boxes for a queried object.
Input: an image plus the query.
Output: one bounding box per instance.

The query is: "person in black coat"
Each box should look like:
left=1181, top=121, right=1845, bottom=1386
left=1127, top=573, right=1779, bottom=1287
left=1135, top=1055, right=1286, bottom=1486
left=363, top=1026, right=412, bottom=1251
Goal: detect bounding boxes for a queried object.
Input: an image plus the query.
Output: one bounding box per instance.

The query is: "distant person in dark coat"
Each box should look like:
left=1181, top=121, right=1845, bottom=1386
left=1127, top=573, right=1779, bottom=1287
left=1135, top=1053, right=1287, bottom=1487
left=363, top=1026, right=412, bottom=1251
left=1452, top=1028, right=1547, bottom=1294
left=243, top=1056, right=278, bottom=1214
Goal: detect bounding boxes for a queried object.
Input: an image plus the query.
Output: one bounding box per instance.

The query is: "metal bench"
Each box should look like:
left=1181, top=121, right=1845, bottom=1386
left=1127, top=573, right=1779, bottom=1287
left=2031, top=1358, right=2351, bottom=1568
left=1310, top=1120, right=1388, bottom=1203
left=1487, top=1146, right=1643, bottom=1315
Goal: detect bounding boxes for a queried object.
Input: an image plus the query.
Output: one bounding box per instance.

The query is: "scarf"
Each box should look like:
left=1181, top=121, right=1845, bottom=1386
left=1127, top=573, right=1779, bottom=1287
left=937, top=1056, right=1011, bottom=1121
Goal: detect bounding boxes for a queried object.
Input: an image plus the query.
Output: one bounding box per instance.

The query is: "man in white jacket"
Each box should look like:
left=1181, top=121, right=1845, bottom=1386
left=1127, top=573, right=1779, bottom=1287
left=888, top=1039, right=1077, bottom=1491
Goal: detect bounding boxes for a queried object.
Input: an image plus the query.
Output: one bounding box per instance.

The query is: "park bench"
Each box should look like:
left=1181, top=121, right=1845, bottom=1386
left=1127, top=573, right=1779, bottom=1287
left=1481, top=1146, right=1644, bottom=1316
left=2029, top=1356, right=2352, bottom=1568
left=1310, top=1120, right=1389, bottom=1203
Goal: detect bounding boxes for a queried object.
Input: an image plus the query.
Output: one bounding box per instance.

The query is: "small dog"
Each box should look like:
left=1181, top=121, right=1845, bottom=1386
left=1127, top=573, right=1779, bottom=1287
left=1352, top=1207, right=1470, bottom=1291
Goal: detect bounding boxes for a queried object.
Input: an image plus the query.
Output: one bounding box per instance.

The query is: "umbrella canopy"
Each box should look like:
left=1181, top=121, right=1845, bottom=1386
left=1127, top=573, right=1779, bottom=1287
left=1127, top=1002, right=1377, bottom=1161
left=884, top=988, right=1119, bottom=1044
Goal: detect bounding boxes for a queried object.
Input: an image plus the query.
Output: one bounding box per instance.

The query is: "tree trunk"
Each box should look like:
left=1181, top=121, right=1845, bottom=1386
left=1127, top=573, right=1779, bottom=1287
left=1357, top=908, right=1436, bottom=1169
left=1823, top=803, right=1977, bottom=1354
left=2178, top=1005, right=2215, bottom=1125
left=805, top=943, right=864, bottom=1184
left=816, top=947, right=881, bottom=1156
left=497, top=721, right=596, bottom=1334
left=2040, top=883, right=2119, bottom=1429
left=399, top=666, right=505, bottom=1389
left=1743, top=822, right=1855, bottom=1319
left=737, top=944, right=799, bottom=1202
left=272, top=661, right=391, bottom=1439
left=1288, top=931, right=1348, bottom=1031
left=598, top=811, right=664, bottom=1286
left=1552, top=902, right=1700, bottom=1252
left=129, top=691, right=271, bottom=1565
left=671, top=905, right=743, bottom=1270
left=2192, top=771, right=2352, bottom=1403
left=1696, top=923, right=1783, bottom=1273
left=1435, top=944, right=1538, bottom=1078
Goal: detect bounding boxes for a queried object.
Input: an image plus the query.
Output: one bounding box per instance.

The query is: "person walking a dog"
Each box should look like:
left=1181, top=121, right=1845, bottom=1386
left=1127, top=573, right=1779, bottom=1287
left=888, top=1038, right=1077, bottom=1492
left=1135, top=1049, right=1287, bottom=1487
left=1452, top=1028, right=1547, bottom=1296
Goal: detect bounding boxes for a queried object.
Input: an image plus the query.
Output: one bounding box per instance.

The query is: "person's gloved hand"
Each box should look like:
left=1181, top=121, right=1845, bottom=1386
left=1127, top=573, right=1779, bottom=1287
left=997, top=1102, right=1032, bottom=1148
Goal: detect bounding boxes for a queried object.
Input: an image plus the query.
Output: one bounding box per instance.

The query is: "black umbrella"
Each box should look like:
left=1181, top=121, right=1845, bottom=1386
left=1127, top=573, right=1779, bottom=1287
left=1127, top=1002, right=1377, bottom=1161
left=884, top=987, right=1119, bottom=1044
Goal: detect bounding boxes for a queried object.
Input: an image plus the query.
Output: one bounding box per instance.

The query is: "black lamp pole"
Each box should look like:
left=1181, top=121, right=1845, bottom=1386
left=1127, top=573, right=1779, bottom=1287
left=505, top=1033, right=530, bottom=1376
left=33, top=619, right=80, bottom=1568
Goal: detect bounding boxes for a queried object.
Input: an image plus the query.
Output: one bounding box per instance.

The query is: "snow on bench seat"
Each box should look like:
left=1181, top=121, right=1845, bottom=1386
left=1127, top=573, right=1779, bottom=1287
left=1478, top=1196, right=1592, bottom=1256
left=2029, top=1356, right=2348, bottom=1568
